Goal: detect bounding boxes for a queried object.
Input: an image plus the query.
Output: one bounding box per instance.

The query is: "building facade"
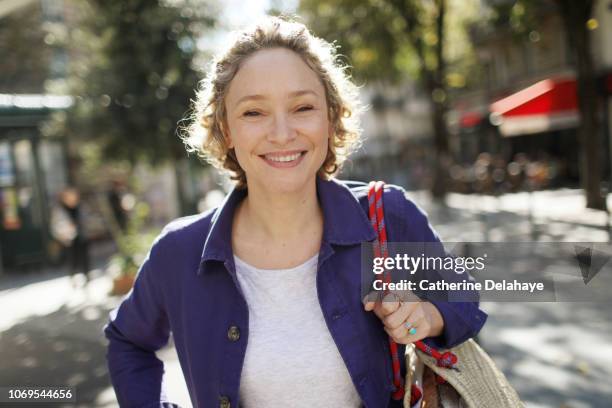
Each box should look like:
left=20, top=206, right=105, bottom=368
left=448, top=0, right=612, bottom=190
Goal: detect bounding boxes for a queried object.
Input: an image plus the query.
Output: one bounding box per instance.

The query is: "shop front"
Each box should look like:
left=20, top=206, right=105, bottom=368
left=0, top=94, right=71, bottom=271
left=489, top=76, right=609, bottom=185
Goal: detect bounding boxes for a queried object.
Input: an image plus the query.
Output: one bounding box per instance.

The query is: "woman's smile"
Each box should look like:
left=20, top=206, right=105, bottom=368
left=259, top=150, right=308, bottom=168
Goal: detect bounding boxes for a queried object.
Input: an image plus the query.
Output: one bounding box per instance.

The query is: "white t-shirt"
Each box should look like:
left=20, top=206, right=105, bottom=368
left=234, top=253, right=362, bottom=408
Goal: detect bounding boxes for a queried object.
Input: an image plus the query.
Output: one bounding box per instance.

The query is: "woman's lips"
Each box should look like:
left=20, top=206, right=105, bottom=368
left=259, top=150, right=307, bottom=168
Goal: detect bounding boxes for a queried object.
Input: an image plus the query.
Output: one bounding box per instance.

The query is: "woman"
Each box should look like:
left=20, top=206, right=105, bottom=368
left=104, top=16, right=487, bottom=408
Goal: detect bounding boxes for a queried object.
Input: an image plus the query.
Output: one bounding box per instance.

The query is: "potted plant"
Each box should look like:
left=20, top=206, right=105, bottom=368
left=106, top=200, right=160, bottom=295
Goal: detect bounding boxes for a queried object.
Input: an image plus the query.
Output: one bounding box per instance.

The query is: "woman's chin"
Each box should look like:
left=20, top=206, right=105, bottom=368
left=249, top=173, right=316, bottom=195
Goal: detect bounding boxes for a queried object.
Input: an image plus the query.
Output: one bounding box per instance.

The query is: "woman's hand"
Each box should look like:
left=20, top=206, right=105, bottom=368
left=363, top=291, right=444, bottom=344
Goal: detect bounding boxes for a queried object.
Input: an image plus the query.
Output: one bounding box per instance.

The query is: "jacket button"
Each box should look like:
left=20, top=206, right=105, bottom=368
left=227, top=325, right=240, bottom=342
left=219, top=395, right=231, bottom=408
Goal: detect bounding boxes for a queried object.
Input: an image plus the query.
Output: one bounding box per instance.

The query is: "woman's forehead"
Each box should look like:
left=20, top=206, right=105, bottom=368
left=226, top=48, right=325, bottom=104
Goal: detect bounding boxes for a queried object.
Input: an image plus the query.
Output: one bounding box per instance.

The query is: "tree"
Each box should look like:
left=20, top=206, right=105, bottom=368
left=554, top=0, right=605, bottom=210
left=57, top=0, right=217, bottom=213
left=0, top=2, right=51, bottom=93
left=300, top=0, right=472, bottom=201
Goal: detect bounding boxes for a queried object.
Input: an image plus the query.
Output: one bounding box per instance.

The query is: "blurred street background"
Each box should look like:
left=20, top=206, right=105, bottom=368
left=1, top=0, right=612, bottom=407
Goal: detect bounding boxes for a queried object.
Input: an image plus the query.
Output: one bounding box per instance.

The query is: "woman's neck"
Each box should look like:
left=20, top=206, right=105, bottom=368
left=236, top=180, right=323, bottom=244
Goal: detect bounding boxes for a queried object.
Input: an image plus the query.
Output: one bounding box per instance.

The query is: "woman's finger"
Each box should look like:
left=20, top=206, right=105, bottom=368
left=384, top=316, right=426, bottom=344
left=362, top=290, right=382, bottom=312
left=383, top=301, right=419, bottom=329
left=402, top=318, right=430, bottom=343
left=373, top=293, right=402, bottom=320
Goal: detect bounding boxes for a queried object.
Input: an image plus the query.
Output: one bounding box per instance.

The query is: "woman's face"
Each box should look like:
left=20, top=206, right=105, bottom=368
left=224, top=47, right=331, bottom=194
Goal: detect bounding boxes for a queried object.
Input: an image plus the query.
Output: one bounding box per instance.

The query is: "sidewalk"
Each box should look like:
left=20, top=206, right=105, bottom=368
left=408, top=188, right=611, bottom=242
left=0, top=242, right=190, bottom=408
left=408, top=188, right=612, bottom=408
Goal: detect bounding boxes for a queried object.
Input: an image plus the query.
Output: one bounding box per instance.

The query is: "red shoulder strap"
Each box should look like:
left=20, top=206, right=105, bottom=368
left=367, top=181, right=405, bottom=401
left=367, top=181, right=459, bottom=403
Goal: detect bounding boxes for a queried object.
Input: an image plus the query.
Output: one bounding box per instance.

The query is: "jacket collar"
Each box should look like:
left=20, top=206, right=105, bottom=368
left=199, top=177, right=375, bottom=273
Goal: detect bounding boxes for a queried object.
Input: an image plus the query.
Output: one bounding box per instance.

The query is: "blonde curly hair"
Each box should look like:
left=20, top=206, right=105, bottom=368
left=180, top=15, right=364, bottom=188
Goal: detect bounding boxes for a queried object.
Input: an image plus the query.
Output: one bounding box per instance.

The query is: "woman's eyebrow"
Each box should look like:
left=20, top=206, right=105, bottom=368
left=234, top=94, right=265, bottom=107
left=234, top=89, right=318, bottom=107
left=287, top=89, right=318, bottom=99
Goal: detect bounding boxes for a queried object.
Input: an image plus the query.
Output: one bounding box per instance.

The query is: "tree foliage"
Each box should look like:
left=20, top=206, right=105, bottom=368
left=0, top=2, right=51, bottom=93
left=60, top=0, right=217, bottom=165
left=300, top=0, right=478, bottom=87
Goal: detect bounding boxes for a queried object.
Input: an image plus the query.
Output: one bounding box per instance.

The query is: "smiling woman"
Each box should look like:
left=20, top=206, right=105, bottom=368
left=181, top=17, right=364, bottom=190
left=223, top=47, right=331, bottom=195
left=103, top=15, right=488, bottom=408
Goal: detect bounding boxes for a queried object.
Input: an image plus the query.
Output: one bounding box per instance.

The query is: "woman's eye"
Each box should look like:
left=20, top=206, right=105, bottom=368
left=296, top=105, right=314, bottom=112
left=243, top=111, right=260, bottom=117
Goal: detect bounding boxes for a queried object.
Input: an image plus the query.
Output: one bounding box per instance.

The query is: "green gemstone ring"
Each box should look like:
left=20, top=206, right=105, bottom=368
left=405, top=322, right=417, bottom=335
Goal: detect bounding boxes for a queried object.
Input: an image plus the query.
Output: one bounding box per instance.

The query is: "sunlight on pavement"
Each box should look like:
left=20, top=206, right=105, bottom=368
left=0, top=270, right=117, bottom=332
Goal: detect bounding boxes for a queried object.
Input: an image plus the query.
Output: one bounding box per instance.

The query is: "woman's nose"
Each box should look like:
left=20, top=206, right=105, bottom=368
left=267, top=113, right=296, bottom=145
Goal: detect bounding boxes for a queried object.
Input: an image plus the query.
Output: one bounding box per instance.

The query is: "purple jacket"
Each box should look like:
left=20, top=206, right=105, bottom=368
left=104, top=178, right=487, bottom=408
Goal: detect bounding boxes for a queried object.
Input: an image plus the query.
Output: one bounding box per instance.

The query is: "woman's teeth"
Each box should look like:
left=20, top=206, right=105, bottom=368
left=265, top=152, right=302, bottom=162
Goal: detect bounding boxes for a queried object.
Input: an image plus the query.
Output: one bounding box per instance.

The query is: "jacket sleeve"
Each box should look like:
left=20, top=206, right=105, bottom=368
left=388, top=187, right=488, bottom=349
left=103, top=232, right=181, bottom=408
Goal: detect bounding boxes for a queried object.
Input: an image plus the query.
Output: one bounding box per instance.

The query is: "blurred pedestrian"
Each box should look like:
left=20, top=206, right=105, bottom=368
left=50, top=186, right=90, bottom=284
left=107, top=179, right=128, bottom=231
left=492, top=155, right=507, bottom=195
left=473, top=152, right=493, bottom=193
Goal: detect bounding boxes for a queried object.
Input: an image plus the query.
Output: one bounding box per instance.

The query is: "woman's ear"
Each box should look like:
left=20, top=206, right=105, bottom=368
left=226, top=132, right=234, bottom=149
left=220, top=121, right=233, bottom=148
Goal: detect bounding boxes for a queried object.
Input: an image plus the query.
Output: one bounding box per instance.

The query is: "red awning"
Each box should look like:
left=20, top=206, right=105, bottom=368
left=489, top=77, right=579, bottom=137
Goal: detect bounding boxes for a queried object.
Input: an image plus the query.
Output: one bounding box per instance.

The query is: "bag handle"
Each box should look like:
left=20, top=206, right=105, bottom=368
left=367, top=181, right=460, bottom=402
